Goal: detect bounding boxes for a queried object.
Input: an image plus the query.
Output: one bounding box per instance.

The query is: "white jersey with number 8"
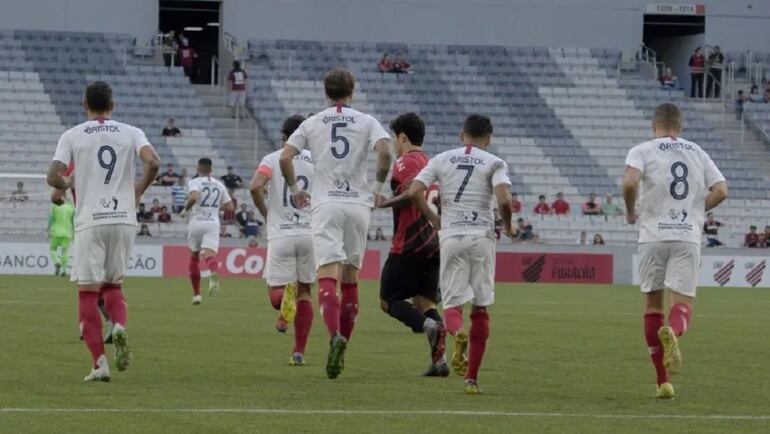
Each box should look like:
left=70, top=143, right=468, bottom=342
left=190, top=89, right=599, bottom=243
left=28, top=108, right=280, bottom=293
left=187, top=176, right=231, bottom=225
left=625, top=137, right=725, bottom=245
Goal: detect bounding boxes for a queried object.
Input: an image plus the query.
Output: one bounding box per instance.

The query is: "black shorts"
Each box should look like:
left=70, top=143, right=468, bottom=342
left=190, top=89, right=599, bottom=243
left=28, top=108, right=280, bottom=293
left=380, top=254, right=439, bottom=304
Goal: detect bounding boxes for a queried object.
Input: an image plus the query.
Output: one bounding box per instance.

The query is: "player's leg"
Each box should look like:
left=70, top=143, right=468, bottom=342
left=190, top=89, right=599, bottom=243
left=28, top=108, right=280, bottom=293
left=59, top=238, right=71, bottom=277
left=464, top=237, right=495, bottom=394
left=659, top=242, right=699, bottom=377
left=101, top=225, right=134, bottom=372
left=265, top=238, right=295, bottom=333
left=337, top=204, right=371, bottom=342
left=380, top=255, right=426, bottom=332
left=188, top=225, right=203, bottom=304
left=50, top=236, right=61, bottom=276
left=98, top=296, right=113, bottom=344
left=638, top=242, right=673, bottom=398
left=290, top=236, right=316, bottom=365
left=441, top=236, right=474, bottom=377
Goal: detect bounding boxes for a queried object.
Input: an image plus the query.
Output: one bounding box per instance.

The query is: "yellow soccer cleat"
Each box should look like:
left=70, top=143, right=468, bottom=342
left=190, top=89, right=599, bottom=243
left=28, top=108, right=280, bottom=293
left=452, top=331, right=468, bottom=376
left=281, top=283, right=297, bottom=323
left=656, top=382, right=675, bottom=399
left=658, top=326, right=682, bottom=375
left=464, top=379, right=482, bottom=395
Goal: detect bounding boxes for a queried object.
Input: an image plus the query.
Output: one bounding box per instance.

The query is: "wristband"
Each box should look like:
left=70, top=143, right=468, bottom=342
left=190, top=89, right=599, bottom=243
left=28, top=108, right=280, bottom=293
left=373, top=181, right=384, bottom=195
left=289, top=184, right=300, bottom=194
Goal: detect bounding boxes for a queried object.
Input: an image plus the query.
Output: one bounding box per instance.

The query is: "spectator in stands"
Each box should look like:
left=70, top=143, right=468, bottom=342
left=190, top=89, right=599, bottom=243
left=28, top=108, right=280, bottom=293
left=138, top=224, right=152, bottom=237
left=10, top=181, right=28, bottom=203
left=533, top=195, right=551, bottom=214
left=745, top=225, right=759, bottom=247
left=227, top=61, right=249, bottom=120
left=378, top=53, right=392, bottom=73
left=757, top=233, right=768, bottom=248
left=221, top=166, right=244, bottom=195
left=601, top=193, right=623, bottom=216
left=576, top=231, right=588, bottom=245
left=222, top=197, right=237, bottom=222
left=157, top=206, right=172, bottom=223
left=749, top=85, right=763, bottom=103
left=247, top=237, right=259, bottom=248
left=136, top=203, right=153, bottom=223
left=765, top=225, right=770, bottom=245
left=171, top=176, right=186, bottom=213
left=219, top=225, right=233, bottom=238
left=158, top=163, right=180, bottom=186
left=374, top=227, right=387, bottom=241
left=242, top=211, right=262, bottom=238
left=689, top=47, right=705, bottom=98
left=514, top=218, right=535, bottom=242
left=178, top=39, right=197, bottom=79
left=162, top=118, right=182, bottom=137
left=392, top=52, right=411, bottom=73
left=150, top=198, right=162, bottom=214
left=707, top=46, right=724, bottom=98
left=161, top=30, right=177, bottom=68
left=581, top=193, right=601, bottom=215
left=551, top=192, right=570, bottom=215
left=511, top=192, right=522, bottom=214
left=735, top=90, right=747, bottom=120
left=703, top=212, right=724, bottom=247
left=593, top=234, right=605, bottom=245
left=764, top=89, right=770, bottom=104
left=660, top=67, right=678, bottom=90
left=236, top=203, right=249, bottom=235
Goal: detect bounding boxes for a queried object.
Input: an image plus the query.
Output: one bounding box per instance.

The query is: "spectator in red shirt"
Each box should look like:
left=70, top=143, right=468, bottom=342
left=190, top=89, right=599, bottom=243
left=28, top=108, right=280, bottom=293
left=745, top=225, right=759, bottom=247
left=533, top=195, right=551, bottom=214
left=551, top=192, right=570, bottom=215
left=157, top=206, right=172, bottom=223
left=222, top=197, right=238, bottom=223
left=228, top=61, right=249, bottom=120
left=511, top=192, right=522, bottom=213
left=758, top=233, right=768, bottom=248
left=688, top=47, right=705, bottom=98
left=581, top=193, right=601, bottom=215
left=378, top=53, right=392, bottom=73
left=150, top=198, right=163, bottom=214
left=392, top=52, right=411, bottom=73
left=178, top=40, right=197, bottom=79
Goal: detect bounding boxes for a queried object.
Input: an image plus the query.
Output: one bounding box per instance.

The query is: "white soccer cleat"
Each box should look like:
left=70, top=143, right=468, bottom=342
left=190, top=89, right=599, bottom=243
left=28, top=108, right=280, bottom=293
left=84, top=354, right=111, bottom=382
left=192, top=294, right=202, bottom=305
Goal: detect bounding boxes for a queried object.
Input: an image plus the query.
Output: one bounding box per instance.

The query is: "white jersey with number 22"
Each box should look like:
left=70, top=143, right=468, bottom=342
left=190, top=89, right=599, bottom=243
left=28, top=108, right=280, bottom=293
left=187, top=176, right=231, bottom=225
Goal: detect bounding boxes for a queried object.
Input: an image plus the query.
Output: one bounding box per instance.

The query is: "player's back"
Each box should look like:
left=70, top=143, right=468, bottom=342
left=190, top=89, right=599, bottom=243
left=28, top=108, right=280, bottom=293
left=57, top=118, right=148, bottom=231
left=626, top=136, right=724, bottom=245
left=188, top=176, right=230, bottom=226
left=260, top=149, right=314, bottom=240
left=391, top=150, right=438, bottom=256
left=287, top=105, right=389, bottom=208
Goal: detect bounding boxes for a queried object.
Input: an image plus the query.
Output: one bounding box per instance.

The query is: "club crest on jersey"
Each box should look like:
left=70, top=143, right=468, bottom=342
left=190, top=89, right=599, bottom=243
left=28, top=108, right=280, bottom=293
left=457, top=210, right=479, bottom=221
left=100, top=196, right=119, bottom=211
left=334, top=179, right=351, bottom=191
left=668, top=208, right=688, bottom=222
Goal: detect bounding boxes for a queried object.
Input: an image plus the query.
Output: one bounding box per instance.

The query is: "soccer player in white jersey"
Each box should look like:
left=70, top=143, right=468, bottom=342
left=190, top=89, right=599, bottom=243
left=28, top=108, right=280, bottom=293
left=623, top=103, right=727, bottom=399
left=251, top=115, right=316, bottom=366
left=185, top=158, right=234, bottom=305
left=279, top=68, right=392, bottom=379
left=47, top=81, right=160, bottom=382
left=410, top=114, right=514, bottom=394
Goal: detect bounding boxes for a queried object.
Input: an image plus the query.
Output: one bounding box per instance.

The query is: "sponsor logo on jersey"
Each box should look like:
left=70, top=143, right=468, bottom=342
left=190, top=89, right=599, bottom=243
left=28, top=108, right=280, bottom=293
left=322, top=115, right=356, bottom=124
left=658, top=141, right=695, bottom=152
left=84, top=124, right=120, bottom=134
left=449, top=155, right=485, bottom=165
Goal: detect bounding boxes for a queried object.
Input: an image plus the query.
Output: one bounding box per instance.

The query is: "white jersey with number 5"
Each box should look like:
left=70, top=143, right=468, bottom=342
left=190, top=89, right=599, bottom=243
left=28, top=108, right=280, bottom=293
left=53, top=118, right=152, bottom=231
left=625, top=137, right=725, bottom=245
left=414, top=145, right=511, bottom=241
left=187, top=176, right=231, bottom=225
left=256, top=149, right=314, bottom=240
left=285, top=105, right=390, bottom=210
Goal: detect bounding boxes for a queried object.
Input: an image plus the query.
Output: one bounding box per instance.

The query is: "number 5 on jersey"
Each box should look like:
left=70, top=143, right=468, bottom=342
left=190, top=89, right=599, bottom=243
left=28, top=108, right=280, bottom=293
left=331, top=123, right=349, bottom=159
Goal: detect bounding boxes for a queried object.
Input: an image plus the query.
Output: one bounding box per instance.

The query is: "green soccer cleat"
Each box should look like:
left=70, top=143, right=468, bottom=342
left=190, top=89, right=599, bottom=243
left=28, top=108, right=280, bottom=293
left=656, top=382, right=675, bottom=399
left=281, top=283, right=297, bottom=323
left=326, top=333, right=347, bottom=379
left=112, top=324, right=131, bottom=372
left=452, top=331, right=468, bottom=377
left=464, top=379, right=482, bottom=395
left=658, top=326, right=682, bottom=375
left=208, top=272, right=220, bottom=296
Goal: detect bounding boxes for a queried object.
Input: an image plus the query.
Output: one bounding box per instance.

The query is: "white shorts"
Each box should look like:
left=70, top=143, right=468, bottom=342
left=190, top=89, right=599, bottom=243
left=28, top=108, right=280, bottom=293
left=188, top=221, right=220, bottom=253
left=311, top=203, right=371, bottom=269
left=265, top=236, right=316, bottom=286
left=70, top=224, right=136, bottom=285
left=637, top=241, right=701, bottom=297
left=439, top=235, right=496, bottom=309
left=230, top=90, right=246, bottom=107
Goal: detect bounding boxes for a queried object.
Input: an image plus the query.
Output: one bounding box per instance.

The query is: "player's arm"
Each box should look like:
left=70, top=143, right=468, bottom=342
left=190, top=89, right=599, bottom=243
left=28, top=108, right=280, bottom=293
left=136, top=145, right=161, bottom=202
left=409, top=180, right=440, bottom=229
left=184, top=191, right=199, bottom=212
left=279, top=144, right=310, bottom=208
left=495, top=184, right=514, bottom=238
left=705, top=181, right=728, bottom=212
left=622, top=166, right=642, bottom=224
left=373, top=138, right=392, bottom=195
left=249, top=168, right=270, bottom=220
left=377, top=180, right=413, bottom=209
left=46, top=161, right=70, bottom=191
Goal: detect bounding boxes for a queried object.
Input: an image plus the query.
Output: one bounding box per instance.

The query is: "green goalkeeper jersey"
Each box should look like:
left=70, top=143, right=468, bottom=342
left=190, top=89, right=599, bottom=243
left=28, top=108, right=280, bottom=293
left=49, top=201, right=75, bottom=239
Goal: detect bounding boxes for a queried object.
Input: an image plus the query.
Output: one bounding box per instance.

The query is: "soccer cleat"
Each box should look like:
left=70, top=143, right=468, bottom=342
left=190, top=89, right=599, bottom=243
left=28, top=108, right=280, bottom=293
left=422, top=361, right=450, bottom=377
left=288, top=353, right=306, bottom=366
left=208, top=272, right=220, bottom=296
left=280, top=283, right=298, bottom=323
left=658, top=326, right=682, bottom=375
left=326, top=333, right=347, bottom=379
left=192, top=295, right=202, bottom=305
left=452, top=331, right=469, bottom=376
left=656, top=382, right=676, bottom=399
left=464, top=379, right=482, bottom=394
left=112, top=324, right=131, bottom=372
left=425, top=320, right=447, bottom=365
left=84, top=355, right=110, bottom=382
left=275, top=315, right=288, bottom=333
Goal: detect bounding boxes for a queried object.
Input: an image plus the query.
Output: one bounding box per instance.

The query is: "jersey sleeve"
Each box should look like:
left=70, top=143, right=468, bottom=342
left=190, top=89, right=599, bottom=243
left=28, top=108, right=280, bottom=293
left=256, top=154, right=274, bottom=180
left=286, top=121, right=309, bottom=151
left=491, top=160, right=512, bottom=187
left=368, top=117, right=391, bottom=150
left=625, top=145, right=645, bottom=172
left=133, top=127, right=152, bottom=155
left=414, top=156, right=439, bottom=187
left=53, top=131, right=73, bottom=164
left=187, top=179, right=200, bottom=193
left=702, top=151, right=726, bottom=188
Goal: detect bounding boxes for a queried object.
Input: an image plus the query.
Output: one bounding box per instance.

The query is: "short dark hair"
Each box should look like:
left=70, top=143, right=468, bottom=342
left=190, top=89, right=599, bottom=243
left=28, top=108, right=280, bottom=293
left=463, top=114, right=493, bottom=138
left=324, top=68, right=355, bottom=100
left=538, top=195, right=545, bottom=200
left=281, top=115, right=306, bottom=140
left=233, top=60, right=241, bottom=69
left=390, top=112, right=425, bottom=146
left=85, top=81, right=113, bottom=113
left=653, top=103, right=682, bottom=131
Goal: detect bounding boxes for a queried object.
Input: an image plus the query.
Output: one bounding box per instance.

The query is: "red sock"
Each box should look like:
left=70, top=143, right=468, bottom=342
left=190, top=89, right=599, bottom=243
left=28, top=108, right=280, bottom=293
left=205, top=256, right=220, bottom=274
left=100, top=284, right=127, bottom=328
left=465, top=310, right=490, bottom=381
left=668, top=303, right=692, bottom=337
left=268, top=287, right=284, bottom=310
left=644, top=312, right=669, bottom=386
left=318, top=277, right=340, bottom=336
left=293, top=299, right=313, bottom=354
left=444, top=306, right=464, bottom=336
left=78, top=291, right=105, bottom=368
left=189, top=258, right=201, bottom=296
left=340, top=283, right=359, bottom=341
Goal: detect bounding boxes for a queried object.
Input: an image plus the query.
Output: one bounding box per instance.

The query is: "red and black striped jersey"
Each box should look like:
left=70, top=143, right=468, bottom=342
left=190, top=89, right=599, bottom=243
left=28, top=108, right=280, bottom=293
left=389, top=150, right=439, bottom=257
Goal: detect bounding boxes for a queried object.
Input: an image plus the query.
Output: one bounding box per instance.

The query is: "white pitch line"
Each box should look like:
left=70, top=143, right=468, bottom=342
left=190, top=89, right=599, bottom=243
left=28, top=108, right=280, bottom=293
left=1, top=408, right=769, bottom=420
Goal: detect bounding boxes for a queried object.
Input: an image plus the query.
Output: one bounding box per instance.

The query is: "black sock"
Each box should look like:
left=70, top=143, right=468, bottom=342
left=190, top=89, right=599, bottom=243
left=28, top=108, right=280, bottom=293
left=387, top=300, right=426, bottom=333
left=423, top=308, right=442, bottom=323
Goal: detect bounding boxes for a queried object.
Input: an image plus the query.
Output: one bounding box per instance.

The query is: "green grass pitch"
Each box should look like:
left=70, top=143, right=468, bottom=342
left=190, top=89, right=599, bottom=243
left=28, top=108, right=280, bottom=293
left=1, top=276, right=769, bottom=433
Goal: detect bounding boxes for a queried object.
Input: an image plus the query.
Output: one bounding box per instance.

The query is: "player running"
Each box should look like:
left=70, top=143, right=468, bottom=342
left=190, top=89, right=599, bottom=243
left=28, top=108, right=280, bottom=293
left=279, top=68, right=392, bottom=379
left=48, top=191, right=75, bottom=277
left=410, top=114, right=514, bottom=394
left=185, top=158, right=234, bottom=305
left=374, top=112, right=447, bottom=376
left=622, top=103, right=727, bottom=399
left=250, top=115, right=315, bottom=365
left=47, top=81, right=160, bottom=382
